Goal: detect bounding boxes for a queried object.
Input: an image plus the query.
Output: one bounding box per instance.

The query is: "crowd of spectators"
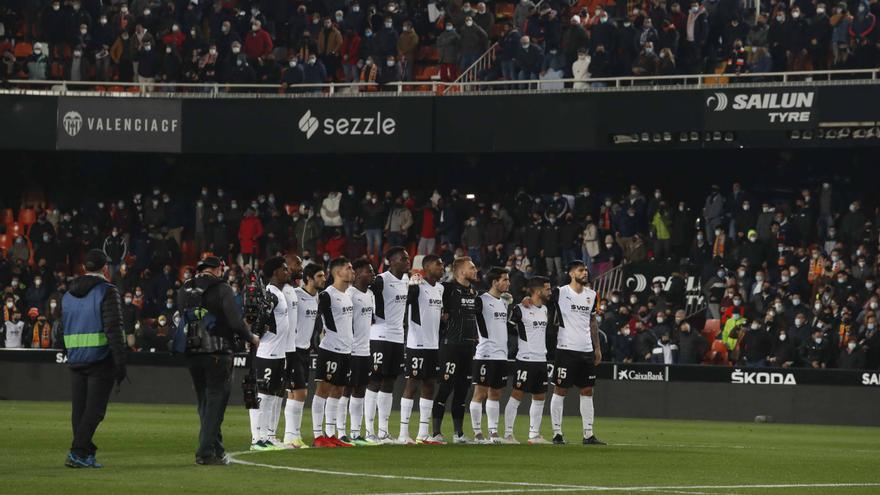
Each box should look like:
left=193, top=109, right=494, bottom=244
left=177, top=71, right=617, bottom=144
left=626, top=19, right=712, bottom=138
left=1, top=0, right=877, bottom=91
left=0, top=179, right=879, bottom=370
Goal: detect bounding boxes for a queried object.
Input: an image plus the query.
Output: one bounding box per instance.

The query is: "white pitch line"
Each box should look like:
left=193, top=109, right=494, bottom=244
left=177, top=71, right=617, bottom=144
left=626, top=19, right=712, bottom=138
left=229, top=453, right=593, bottom=490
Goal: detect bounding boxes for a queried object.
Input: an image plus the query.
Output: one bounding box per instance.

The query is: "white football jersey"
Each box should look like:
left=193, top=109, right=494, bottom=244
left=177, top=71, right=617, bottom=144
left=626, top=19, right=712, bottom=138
left=318, top=285, right=354, bottom=355
left=256, top=284, right=291, bottom=359
left=294, top=287, right=319, bottom=350
left=554, top=285, right=597, bottom=353
left=4, top=321, right=23, bottom=349
left=347, top=286, right=375, bottom=357
left=369, top=271, right=409, bottom=343
left=282, top=283, right=299, bottom=353
left=474, top=293, right=508, bottom=361
left=510, top=303, right=548, bottom=362
left=406, top=280, right=444, bottom=350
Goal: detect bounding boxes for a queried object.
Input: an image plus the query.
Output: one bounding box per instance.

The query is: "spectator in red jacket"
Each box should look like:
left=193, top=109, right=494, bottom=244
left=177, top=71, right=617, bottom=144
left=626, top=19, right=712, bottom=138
left=324, top=228, right=347, bottom=259
left=244, top=19, right=273, bottom=64
left=238, top=208, right=264, bottom=267
left=162, top=24, right=186, bottom=54
left=341, top=28, right=362, bottom=82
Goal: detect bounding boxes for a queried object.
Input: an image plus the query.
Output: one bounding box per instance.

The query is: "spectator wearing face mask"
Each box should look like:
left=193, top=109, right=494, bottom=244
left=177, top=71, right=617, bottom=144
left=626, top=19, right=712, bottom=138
left=612, top=323, right=635, bottom=363
left=800, top=328, right=832, bottom=368
left=377, top=55, right=402, bottom=89
left=459, top=15, right=488, bottom=71
left=437, top=22, right=461, bottom=81
left=301, top=53, right=328, bottom=89
left=740, top=320, right=773, bottom=367
left=461, top=216, right=483, bottom=265
left=650, top=331, right=678, bottom=364
left=376, top=16, right=399, bottom=59
left=25, top=43, right=49, bottom=81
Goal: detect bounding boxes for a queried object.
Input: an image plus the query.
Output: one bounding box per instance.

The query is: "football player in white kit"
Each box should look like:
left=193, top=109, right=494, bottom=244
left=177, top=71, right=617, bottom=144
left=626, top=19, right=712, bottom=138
left=504, top=276, right=552, bottom=445
left=249, top=257, right=293, bottom=451
left=548, top=261, right=606, bottom=446
left=398, top=255, right=445, bottom=445
left=470, top=267, right=511, bottom=444
left=342, top=259, right=376, bottom=445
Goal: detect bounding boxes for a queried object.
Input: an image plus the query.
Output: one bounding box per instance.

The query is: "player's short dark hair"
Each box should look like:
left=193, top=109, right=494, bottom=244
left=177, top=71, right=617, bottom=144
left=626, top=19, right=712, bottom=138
left=527, top=276, right=550, bottom=293
left=422, top=254, right=442, bottom=267
left=303, top=263, right=324, bottom=282
left=262, top=256, right=286, bottom=280
left=328, top=256, right=350, bottom=275
left=566, top=260, right=586, bottom=273
left=351, top=258, right=372, bottom=272
left=84, top=249, right=109, bottom=272
left=485, top=266, right=508, bottom=286
left=385, top=246, right=408, bottom=262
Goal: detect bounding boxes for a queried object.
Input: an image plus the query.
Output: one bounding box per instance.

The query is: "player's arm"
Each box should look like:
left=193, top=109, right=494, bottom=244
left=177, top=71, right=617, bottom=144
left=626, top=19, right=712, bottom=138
left=475, top=295, right=489, bottom=338
left=370, top=276, right=385, bottom=319
left=508, top=304, right=526, bottom=340
left=590, top=313, right=602, bottom=365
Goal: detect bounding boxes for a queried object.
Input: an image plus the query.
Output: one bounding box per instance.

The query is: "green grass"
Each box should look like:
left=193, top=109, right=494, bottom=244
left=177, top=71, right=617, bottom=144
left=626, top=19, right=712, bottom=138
left=1, top=400, right=879, bottom=495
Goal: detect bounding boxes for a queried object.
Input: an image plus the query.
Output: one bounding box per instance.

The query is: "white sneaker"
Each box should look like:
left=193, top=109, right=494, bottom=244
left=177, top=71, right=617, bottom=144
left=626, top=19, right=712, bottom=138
left=426, top=434, right=447, bottom=445
left=503, top=434, right=520, bottom=445
left=397, top=436, right=416, bottom=445
left=453, top=434, right=471, bottom=444
left=377, top=433, right=395, bottom=445
left=473, top=432, right=488, bottom=444
left=365, top=433, right=380, bottom=443
left=528, top=436, right=551, bottom=445
left=489, top=432, right=504, bottom=444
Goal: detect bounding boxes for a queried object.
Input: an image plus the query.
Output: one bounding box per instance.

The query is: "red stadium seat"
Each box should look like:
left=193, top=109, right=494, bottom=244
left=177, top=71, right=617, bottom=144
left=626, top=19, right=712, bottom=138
left=702, top=318, right=721, bottom=342
left=495, top=3, right=515, bottom=18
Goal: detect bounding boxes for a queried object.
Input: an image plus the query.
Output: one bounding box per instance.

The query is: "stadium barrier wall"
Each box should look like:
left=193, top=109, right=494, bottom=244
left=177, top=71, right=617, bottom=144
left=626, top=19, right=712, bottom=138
left=2, top=351, right=878, bottom=426
left=3, top=83, right=880, bottom=154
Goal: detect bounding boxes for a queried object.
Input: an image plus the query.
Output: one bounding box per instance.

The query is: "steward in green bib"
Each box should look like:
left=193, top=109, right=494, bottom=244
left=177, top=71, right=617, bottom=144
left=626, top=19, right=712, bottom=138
left=61, top=249, right=127, bottom=468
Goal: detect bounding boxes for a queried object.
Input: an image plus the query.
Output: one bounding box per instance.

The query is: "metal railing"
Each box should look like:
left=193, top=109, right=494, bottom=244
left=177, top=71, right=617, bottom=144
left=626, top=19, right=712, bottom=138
left=445, top=42, right=499, bottom=94
left=1, top=68, right=877, bottom=97
left=593, top=262, right=625, bottom=302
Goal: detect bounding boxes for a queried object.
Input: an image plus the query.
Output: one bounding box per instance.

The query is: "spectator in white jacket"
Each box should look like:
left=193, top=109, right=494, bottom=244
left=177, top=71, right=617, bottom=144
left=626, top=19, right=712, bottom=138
left=572, top=48, right=590, bottom=89
left=320, top=191, right=343, bottom=237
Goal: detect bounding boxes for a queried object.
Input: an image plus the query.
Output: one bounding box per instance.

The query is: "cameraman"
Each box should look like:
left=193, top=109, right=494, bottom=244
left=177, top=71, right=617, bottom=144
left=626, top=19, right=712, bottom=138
left=175, top=256, right=259, bottom=466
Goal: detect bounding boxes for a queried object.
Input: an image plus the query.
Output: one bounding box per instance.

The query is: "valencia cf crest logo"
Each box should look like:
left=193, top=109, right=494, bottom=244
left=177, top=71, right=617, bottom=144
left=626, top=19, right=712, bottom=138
left=326, top=374, right=333, bottom=381
left=413, top=370, right=418, bottom=377
left=557, top=378, right=563, bottom=385
left=373, top=364, right=379, bottom=371
left=516, top=382, right=523, bottom=388
left=480, top=377, right=486, bottom=383
left=443, top=374, right=450, bottom=381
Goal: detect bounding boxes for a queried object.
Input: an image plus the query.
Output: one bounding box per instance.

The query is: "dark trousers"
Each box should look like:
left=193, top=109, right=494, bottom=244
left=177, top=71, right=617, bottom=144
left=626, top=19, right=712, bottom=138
left=70, top=360, right=115, bottom=457
left=186, top=353, right=233, bottom=459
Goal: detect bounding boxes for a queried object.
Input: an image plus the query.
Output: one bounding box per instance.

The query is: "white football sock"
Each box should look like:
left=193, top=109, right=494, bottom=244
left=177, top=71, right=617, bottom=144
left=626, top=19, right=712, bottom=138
left=284, top=398, right=304, bottom=441
left=337, top=396, right=349, bottom=437
left=580, top=395, right=594, bottom=439
left=349, top=397, right=364, bottom=438
left=268, top=396, right=281, bottom=441
left=325, top=397, right=339, bottom=437
left=550, top=394, right=564, bottom=436
left=486, top=399, right=500, bottom=435
left=312, top=396, right=326, bottom=438
left=399, top=397, right=414, bottom=439
left=257, top=394, right=273, bottom=442
left=364, top=389, right=378, bottom=436
left=249, top=407, right=261, bottom=444
left=529, top=399, right=544, bottom=439
left=504, top=397, right=521, bottom=436
left=377, top=391, right=393, bottom=438
left=469, top=401, right=483, bottom=434
left=418, top=398, right=433, bottom=439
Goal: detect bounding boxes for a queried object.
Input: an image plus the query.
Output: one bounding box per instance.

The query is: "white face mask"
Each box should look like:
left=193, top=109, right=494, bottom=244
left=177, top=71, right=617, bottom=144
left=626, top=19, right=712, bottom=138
left=232, top=47, right=240, bottom=54
left=814, top=337, right=823, bottom=345
left=779, top=334, right=787, bottom=341
left=848, top=342, right=857, bottom=351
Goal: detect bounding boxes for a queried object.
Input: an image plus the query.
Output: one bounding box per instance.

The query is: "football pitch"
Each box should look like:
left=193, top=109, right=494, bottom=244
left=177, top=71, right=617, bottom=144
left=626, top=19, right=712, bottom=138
left=1, top=400, right=878, bottom=495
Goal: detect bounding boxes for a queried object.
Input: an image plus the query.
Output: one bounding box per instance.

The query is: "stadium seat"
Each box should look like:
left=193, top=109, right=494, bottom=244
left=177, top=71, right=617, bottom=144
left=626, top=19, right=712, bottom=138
left=0, top=234, right=10, bottom=252
left=495, top=3, right=515, bottom=18
left=1, top=208, right=13, bottom=226
left=705, top=339, right=729, bottom=365
left=415, top=64, right=440, bottom=81
left=702, top=318, right=721, bottom=342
